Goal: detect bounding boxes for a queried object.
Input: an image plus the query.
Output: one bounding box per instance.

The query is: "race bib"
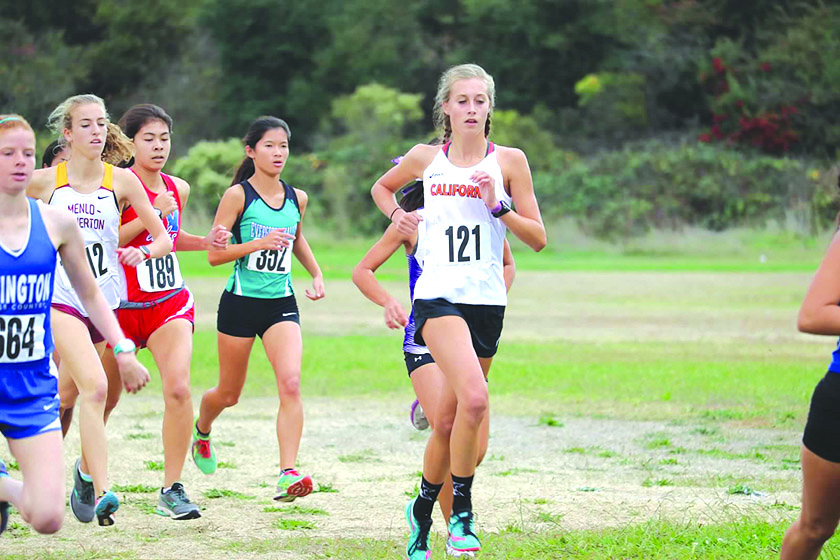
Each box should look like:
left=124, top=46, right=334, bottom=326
left=0, top=314, right=46, bottom=363
left=428, top=221, right=491, bottom=266
left=57, top=242, right=109, bottom=288
left=137, top=253, right=183, bottom=292
left=247, top=246, right=292, bottom=274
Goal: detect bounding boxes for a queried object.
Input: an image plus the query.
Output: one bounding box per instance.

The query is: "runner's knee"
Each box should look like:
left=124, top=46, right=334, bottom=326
left=800, top=517, right=838, bottom=545
left=163, top=379, right=192, bottom=406
left=459, top=392, right=488, bottom=425
left=276, top=373, right=301, bottom=399
left=28, top=505, right=64, bottom=534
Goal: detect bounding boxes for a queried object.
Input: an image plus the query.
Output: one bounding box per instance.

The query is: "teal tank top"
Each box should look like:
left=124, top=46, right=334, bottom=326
left=225, top=180, right=300, bottom=298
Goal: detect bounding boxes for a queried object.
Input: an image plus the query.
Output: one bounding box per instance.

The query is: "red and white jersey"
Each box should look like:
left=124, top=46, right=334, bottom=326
left=50, top=162, right=122, bottom=313
left=413, top=142, right=510, bottom=306
left=121, top=171, right=184, bottom=303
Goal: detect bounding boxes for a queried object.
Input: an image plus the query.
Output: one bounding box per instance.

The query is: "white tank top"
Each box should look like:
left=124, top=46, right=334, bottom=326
left=413, top=142, right=510, bottom=306
left=49, top=162, right=122, bottom=313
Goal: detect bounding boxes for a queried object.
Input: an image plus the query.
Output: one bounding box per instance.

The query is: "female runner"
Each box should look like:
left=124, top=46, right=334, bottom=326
left=193, top=116, right=325, bottom=503
left=353, top=175, right=515, bottom=527
left=93, top=104, right=229, bottom=519
left=27, top=94, right=172, bottom=526
left=370, top=64, right=546, bottom=558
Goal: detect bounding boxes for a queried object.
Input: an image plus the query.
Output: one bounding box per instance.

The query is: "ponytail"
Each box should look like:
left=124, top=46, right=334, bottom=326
left=102, top=122, right=134, bottom=166
left=231, top=157, right=256, bottom=187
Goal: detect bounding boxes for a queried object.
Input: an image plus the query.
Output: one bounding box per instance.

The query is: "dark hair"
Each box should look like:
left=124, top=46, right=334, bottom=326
left=118, top=104, right=173, bottom=139
left=399, top=181, right=424, bottom=212
left=41, top=140, right=64, bottom=168
left=231, top=116, right=292, bottom=186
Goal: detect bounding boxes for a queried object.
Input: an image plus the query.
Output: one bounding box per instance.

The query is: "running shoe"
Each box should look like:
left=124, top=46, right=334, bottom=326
left=70, top=458, right=95, bottom=523
left=273, top=469, right=313, bottom=502
left=446, top=510, right=480, bottom=557
left=410, top=399, right=430, bottom=431
left=405, top=497, right=433, bottom=559
left=155, top=482, right=201, bottom=520
left=191, top=419, right=217, bottom=475
left=0, top=460, right=9, bottom=536
left=94, top=490, right=119, bottom=526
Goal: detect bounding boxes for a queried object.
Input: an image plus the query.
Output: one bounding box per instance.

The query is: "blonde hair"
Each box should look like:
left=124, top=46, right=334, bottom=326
left=47, top=94, right=133, bottom=165
left=0, top=114, right=34, bottom=135
left=433, top=63, right=496, bottom=143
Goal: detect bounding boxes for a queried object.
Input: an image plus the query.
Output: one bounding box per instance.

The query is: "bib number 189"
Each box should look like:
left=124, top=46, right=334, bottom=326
left=138, top=253, right=183, bottom=292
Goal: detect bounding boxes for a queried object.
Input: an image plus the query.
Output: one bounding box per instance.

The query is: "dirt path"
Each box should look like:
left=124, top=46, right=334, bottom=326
left=2, top=395, right=801, bottom=559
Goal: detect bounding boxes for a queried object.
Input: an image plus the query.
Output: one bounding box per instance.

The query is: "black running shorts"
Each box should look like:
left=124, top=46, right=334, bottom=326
left=216, top=290, right=300, bottom=338
left=413, top=298, right=505, bottom=358
left=803, top=372, right=840, bottom=463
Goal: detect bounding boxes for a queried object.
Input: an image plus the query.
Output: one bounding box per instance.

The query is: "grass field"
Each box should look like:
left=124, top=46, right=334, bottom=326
left=4, top=232, right=840, bottom=559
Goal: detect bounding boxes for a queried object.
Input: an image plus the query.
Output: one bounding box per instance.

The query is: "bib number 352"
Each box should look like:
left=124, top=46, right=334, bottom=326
left=0, top=314, right=45, bottom=363
left=138, top=253, right=183, bottom=292
left=247, top=248, right=291, bottom=274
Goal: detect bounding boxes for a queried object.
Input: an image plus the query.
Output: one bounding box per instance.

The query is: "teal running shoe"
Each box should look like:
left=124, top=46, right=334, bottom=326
left=446, top=510, right=480, bottom=557
left=155, top=482, right=201, bottom=520
left=273, top=469, right=313, bottom=502
left=405, top=498, right=433, bottom=559
left=0, top=460, right=9, bottom=535
left=191, top=419, right=217, bottom=475
left=94, top=491, right=119, bottom=526
left=70, top=458, right=95, bottom=523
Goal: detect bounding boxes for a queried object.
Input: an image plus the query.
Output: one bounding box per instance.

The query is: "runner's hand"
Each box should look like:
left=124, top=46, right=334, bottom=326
left=394, top=210, right=423, bottom=236
left=257, top=230, right=295, bottom=252
left=384, top=298, right=408, bottom=329
left=154, top=191, right=178, bottom=218
left=207, top=224, right=231, bottom=250
left=471, top=171, right=498, bottom=210
left=115, top=352, right=151, bottom=394
left=305, top=275, right=325, bottom=301
left=116, top=247, right=146, bottom=267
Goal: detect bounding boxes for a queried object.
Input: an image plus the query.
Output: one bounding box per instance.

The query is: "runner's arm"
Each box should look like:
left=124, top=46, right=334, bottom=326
left=207, top=185, right=290, bottom=265
left=799, top=231, right=840, bottom=334
left=291, top=190, right=324, bottom=300
left=352, top=225, right=411, bottom=328
left=503, top=238, right=516, bottom=293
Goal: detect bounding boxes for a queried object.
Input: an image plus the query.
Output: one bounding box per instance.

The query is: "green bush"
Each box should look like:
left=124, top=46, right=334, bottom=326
left=169, top=138, right=242, bottom=219
left=536, top=139, right=835, bottom=240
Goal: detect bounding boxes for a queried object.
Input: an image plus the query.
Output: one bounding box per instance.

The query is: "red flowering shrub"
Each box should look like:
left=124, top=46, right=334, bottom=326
left=698, top=41, right=801, bottom=155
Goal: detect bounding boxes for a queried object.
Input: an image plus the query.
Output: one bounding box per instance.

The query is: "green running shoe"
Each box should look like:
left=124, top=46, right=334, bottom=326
left=70, top=458, right=95, bottom=523
left=191, top=419, right=217, bottom=475
left=273, top=469, right=313, bottom=502
left=446, top=510, right=480, bottom=557
left=94, top=490, right=119, bottom=526
left=0, top=460, right=9, bottom=535
left=405, top=498, right=433, bottom=560
left=155, top=482, right=201, bottom=520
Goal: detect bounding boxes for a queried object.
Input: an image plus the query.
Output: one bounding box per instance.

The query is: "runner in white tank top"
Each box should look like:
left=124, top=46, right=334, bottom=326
left=50, top=161, right=122, bottom=312
left=27, top=95, right=169, bottom=527
left=413, top=141, right=510, bottom=306
left=370, top=64, right=546, bottom=560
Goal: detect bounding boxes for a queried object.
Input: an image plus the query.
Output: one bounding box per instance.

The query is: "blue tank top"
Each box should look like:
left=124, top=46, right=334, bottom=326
left=403, top=249, right=429, bottom=355
left=828, top=340, right=840, bottom=374
left=0, top=199, right=57, bottom=371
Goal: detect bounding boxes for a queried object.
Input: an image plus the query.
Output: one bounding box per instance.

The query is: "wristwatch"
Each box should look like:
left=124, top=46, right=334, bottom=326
left=113, top=338, right=137, bottom=355
left=139, top=245, right=152, bottom=260
left=491, top=200, right=511, bottom=218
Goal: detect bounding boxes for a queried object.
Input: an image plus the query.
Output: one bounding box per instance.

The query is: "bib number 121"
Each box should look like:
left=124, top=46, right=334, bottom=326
left=445, top=224, right=484, bottom=263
